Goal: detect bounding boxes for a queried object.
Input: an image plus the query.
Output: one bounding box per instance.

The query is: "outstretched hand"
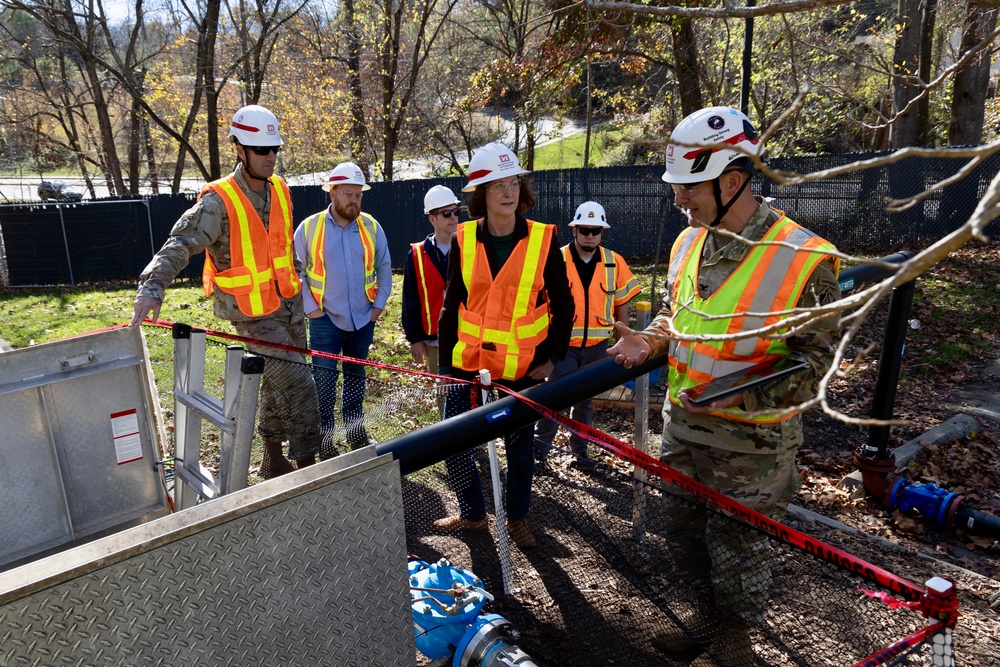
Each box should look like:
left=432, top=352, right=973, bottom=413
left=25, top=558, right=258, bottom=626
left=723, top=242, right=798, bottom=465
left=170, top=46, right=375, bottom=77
left=607, top=322, right=651, bottom=369
left=130, top=296, right=161, bottom=326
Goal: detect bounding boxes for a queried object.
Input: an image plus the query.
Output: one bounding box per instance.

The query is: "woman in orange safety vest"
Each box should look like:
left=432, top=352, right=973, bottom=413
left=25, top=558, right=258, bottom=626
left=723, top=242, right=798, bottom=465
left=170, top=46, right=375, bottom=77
left=433, top=143, right=574, bottom=550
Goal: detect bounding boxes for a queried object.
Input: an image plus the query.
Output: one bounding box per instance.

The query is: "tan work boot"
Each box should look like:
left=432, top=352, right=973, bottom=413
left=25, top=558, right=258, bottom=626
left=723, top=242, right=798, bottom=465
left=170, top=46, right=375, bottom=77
left=506, top=520, right=537, bottom=549
left=261, top=441, right=295, bottom=479
left=433, top=515, right=489, bottom=532
left=651, top=594, right=718, bottom=657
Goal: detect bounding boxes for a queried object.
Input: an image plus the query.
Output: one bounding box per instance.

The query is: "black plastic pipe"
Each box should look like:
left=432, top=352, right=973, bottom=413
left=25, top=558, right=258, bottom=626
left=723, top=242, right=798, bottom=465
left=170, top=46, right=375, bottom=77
left=837, top=251, right=913, bottom=297
left=863, top=280, right=916, bottom=460
left=376, top=354, right=671, bottom=475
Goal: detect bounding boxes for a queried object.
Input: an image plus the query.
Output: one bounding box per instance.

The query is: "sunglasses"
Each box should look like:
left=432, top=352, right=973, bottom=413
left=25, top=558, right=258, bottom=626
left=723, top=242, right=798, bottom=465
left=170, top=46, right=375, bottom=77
left=437, top=208, right=460, bottom=219
left=245, top=145, right=281, bottom=156
left=576, top=227, right=603, bottom=236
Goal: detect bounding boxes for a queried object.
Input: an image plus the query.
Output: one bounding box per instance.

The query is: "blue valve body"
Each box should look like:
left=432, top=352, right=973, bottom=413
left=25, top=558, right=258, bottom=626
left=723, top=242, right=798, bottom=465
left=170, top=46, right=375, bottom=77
left=409, top=559, right=486, bottom=660
left=887, top=478, right=959, bottom=528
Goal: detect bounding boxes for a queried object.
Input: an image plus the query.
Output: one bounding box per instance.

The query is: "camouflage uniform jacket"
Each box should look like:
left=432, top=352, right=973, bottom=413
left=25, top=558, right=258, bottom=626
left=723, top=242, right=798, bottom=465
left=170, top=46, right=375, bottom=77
left=136, top=164, right=305, bottom=324
left=642, top=199, right=842, bottom=454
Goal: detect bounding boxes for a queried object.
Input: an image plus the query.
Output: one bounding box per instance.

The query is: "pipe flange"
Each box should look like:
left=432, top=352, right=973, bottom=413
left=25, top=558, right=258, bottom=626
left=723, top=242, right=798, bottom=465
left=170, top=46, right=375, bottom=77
left=458, top=616, right=512, bottom=666
left=945, top=494, right=966, bottom=531
left=853, top=451, right=897, bottom=474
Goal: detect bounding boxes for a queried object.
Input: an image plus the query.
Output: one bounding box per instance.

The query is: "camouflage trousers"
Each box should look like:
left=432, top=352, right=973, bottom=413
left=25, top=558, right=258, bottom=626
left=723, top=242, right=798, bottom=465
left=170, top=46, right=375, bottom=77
left=659, top=430, right=801, bottom=625
left=233, top=305, right=322, bottom=461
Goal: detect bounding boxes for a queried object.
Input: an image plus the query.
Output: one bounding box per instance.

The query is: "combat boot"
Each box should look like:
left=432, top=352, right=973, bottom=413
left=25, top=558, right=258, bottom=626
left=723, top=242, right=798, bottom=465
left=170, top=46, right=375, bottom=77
left=651, top=592, right=718, bottom=657
left=261, top=440, right=294, bottom=479
left=690, top=614, right=754, bottom=667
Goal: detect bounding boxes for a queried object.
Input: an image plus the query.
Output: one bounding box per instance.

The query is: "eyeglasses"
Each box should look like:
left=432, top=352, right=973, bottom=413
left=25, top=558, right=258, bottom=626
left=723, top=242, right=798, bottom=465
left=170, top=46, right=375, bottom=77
left=575, top=227, right=603, bottom=236
left=670, top=181, right=705, bottom=197
left=485, top=178, right=521, bottom=193
left=246, top=145, right=281, bottom=156
left=670, top=169, right=743, bottom=196
left=335, top=189, right=363, bottom=201
left=437, top=208, right=460, bottom=218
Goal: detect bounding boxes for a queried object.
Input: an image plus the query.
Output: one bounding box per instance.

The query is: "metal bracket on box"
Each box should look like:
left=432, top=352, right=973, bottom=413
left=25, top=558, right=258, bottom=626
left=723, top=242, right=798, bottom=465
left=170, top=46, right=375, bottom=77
left=171, top=323, right=262, bottom=510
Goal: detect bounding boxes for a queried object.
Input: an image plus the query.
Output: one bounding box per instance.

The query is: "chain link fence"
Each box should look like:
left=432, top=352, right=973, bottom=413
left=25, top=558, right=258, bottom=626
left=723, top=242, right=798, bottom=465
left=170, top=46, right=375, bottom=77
left=1, top=150, right=998, bottom=287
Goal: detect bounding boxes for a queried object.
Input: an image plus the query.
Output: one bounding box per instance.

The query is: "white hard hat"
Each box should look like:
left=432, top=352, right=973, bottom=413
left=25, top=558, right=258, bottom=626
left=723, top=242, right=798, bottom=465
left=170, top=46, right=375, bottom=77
left=462, top=142, right=530, bottom=192
left=423, top=185, right=460, bottom=214
left=569, top=201, right=610, bottom=228
left=228, top=105, right=283, bottom=146
left=662, top=106, right=761, bottom=184
left=322, top=162, right=371, bottom=192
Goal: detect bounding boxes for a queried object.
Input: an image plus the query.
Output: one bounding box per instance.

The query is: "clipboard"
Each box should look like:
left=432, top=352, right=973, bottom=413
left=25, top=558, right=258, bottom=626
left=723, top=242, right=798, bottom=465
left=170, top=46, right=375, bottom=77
left=686, top=357, right=810, bottom=407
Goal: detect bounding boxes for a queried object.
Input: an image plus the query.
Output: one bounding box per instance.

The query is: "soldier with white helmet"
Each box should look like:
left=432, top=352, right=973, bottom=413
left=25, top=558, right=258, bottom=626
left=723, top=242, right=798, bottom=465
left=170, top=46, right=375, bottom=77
left=432, top=142, right=574, bottom=550
left=401, top=185, right=462, bottom=378
left=533, top=201, right=640, bottom=469
left=131, top=104, right=322, bottom=479
left=294, top=162, right=392, bottom=452
left=609, top=107, right=842, bottom=666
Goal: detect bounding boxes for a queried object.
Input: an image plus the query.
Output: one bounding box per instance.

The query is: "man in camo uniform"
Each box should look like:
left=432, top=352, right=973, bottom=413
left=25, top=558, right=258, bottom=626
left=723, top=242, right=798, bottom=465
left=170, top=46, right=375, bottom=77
left=130, top=105, right=322, bottom=479
left=609, top=107, right=841, bottom=667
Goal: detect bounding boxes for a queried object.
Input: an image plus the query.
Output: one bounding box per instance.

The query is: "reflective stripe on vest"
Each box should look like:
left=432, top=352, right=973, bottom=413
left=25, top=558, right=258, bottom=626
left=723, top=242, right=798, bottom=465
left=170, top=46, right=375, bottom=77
left=453, top=219, right=553, bottom=381
left=301, top=211, right=379, bottom=305
left=200, top=174, right=300, bottom=317
left=666, top=212, right=838, bottom=423
left=564, top=245, right=616, bottom=346
left=412, top=241, right=446, bottom=336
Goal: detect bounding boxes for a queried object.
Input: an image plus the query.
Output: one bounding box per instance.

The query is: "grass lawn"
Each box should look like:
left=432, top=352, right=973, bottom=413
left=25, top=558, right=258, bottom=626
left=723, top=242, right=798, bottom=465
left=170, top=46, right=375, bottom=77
left=531, top=124, right=623, bottom=171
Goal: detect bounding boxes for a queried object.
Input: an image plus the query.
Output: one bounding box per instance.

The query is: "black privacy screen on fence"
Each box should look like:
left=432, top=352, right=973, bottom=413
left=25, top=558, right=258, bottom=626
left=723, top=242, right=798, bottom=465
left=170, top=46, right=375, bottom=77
left=2, top=149, right=999, bottom=286
left=138, top=324, right=959, bottom=667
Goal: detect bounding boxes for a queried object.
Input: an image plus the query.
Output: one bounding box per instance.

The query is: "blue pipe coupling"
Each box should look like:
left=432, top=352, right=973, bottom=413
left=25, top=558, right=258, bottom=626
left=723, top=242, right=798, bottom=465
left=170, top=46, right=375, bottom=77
left=409, top=558, right=539, bottom=666
left=886, top=478, right=963, bottom=529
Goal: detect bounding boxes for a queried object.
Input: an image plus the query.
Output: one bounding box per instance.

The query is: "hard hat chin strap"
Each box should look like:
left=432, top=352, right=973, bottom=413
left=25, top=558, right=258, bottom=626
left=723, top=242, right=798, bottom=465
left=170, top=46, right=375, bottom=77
left=709, top=172, right=752, bottom=228
left=234, top=142, right=270, bottom=186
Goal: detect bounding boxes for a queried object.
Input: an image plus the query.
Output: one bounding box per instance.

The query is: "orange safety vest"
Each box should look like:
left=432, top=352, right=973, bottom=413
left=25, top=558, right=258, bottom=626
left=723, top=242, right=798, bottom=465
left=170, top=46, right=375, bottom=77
left=453, top=219, right=554, bottom=381
left=201, top=174, right=301, bottom=317
left=300, top=211, right=379, bottom=305
left=411, top=241, right=446, bottom=336
left=666, top=211, right=839, bottom=423
left=563, top=245, right=641, bottom=347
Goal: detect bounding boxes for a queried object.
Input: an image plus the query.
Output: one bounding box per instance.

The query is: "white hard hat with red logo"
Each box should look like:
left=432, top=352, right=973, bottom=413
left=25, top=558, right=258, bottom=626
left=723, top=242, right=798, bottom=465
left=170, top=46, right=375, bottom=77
left=423, top=185, right=460, bottom=214
left=569, top=201, right=610, bottom=229
left=462, top=142, right=530, bottom=192
left=662, top=106, right=761, bottom=184
left=228, top=105, right=283, bottom=146
left=322, top=162, right=371, bottom=192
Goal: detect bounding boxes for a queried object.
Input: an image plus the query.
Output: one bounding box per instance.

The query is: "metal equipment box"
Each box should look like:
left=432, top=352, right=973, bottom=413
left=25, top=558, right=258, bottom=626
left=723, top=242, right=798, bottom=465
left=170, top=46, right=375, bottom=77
left=0, top=326, right=170, bottom=568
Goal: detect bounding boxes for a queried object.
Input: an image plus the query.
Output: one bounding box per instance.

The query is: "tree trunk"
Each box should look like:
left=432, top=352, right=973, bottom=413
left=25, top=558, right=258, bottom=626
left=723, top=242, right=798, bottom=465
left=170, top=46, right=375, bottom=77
left=344, top=0, right=369, bottom=173
left=584, top=54, right=592, bottom=168
left=671, top=17, right=703, bottom=118
left=201, top=0, right=223, bottom=180
left=890, top=0, right=938, bottom=148
left=948, top=3, right=998, bottom=146
left=128, top=69, right=145, bottom=195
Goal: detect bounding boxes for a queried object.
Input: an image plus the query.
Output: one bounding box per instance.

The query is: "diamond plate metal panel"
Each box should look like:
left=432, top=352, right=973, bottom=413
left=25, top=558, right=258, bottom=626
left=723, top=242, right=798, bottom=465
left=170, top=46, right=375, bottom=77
left=0, top=388, right=71, bottom=562
left=0, top=452, right=414, bottom=667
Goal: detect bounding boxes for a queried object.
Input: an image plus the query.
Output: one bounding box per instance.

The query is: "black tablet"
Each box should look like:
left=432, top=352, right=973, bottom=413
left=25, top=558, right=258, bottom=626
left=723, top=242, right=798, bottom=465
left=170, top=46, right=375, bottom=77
left=686, top=357, right=810, bottom=407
